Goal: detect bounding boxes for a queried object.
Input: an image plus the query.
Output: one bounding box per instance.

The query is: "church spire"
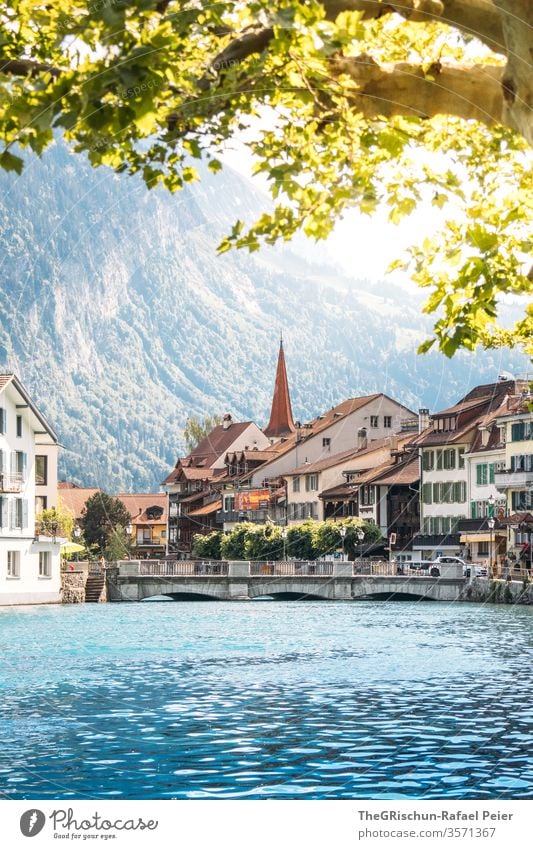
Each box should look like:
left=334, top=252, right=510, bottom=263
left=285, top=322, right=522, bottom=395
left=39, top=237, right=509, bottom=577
left=264, top=337, right=296, bottom=439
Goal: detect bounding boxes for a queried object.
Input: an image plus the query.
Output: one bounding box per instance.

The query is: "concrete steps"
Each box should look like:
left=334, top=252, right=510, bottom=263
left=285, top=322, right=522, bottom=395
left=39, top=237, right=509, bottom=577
left=85, top=574, right=105, bottom=603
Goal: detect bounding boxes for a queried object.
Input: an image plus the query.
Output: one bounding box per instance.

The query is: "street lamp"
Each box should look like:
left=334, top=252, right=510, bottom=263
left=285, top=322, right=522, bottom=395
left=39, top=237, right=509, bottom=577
left=281, top=527, right=287, bottom=561
left=339, top=526, right=347, bottom=560
left=356, top=528, right=365, bottom=559
left=488, top=516, right=495, bottom=578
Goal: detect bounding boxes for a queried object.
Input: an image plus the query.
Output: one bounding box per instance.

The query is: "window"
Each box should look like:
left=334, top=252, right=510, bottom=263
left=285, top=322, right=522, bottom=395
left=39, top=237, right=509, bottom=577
left=511, top=454, right=533, bottom=472
left=223, top=495, right=235, bottom=512
left=511, top=421, right=533, bottom=441
left=458, top=447, right=465, bottom=469
left=443, top=449, right=456, bottom=470
left=7, top=551, right=20, bottom=578
left=39, top=551, right=51, bottom=578
left=478, top=541, right=489, bottom=556
left=16, top=415, right=22, bottom=438
left=383, top=416, right=392, bottom=428
left=35, top=495, right=47, bottom=514
left=361, top=485, right=375, bottom=506
left=476, top=464, right=488, bottom=486
left=35, top=455, right=48, bottom=486
left=10, top=498, right=26, bottom=529
left=322, top=438, right=331, bottom=449
left=422, top=483, right=433, bottom=504
left=306, top=474, right=318, bottom=492
left=512, top=491, right=533, bottom=511
left=422, top=450, right=434, bottom=471
left=292, top=476, right=300, bottom=493
left=0, top=496, right=6, bottom=527
left=370, top=416, right=378, bottom=428
left=0, top=408, right=5, bottom=434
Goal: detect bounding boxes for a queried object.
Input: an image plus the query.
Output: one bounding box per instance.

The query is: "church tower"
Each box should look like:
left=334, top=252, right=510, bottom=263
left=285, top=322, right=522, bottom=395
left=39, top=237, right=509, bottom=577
left=264, top=337, right=296, bottom=440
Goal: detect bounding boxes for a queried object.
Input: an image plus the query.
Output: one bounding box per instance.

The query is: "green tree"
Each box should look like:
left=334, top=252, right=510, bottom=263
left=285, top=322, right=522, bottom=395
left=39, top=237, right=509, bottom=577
left=0, top=2, right=531, bottom=355
left=183, top=414, right=223, bottom=453
left=192, top=530, right=223, bottom=559
left=245, top=524, right=283, bottom=561
left=286, top=521, right=316, bottom=560
left=82, top=492, right=132, bottom=558
left=37, top=503, right=75, bottom=540
left=220, top=523, right=252, bottom=560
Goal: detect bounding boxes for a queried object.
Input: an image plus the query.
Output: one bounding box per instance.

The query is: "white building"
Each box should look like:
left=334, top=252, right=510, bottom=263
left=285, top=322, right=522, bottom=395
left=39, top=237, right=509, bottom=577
left=0, top=374, right=61, bottom=604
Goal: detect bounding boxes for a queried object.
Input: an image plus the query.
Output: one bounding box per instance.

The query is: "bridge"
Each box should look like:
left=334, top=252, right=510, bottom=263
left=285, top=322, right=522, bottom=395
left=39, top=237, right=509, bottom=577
left=106, top=559, right=466, bottom=603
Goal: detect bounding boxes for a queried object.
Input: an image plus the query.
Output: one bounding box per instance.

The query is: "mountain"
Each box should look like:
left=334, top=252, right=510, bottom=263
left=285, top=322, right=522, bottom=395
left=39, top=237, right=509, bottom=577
left=0, top=142, right=528, bottom=491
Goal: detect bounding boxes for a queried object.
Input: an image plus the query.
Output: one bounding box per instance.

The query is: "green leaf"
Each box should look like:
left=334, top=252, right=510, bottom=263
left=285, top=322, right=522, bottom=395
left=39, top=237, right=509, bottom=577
left=0, top=150, right=23, bottom=175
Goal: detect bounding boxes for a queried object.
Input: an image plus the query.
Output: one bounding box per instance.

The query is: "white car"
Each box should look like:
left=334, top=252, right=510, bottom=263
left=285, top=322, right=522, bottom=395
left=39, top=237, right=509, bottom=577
left=431, top=555, right=487, bottom=578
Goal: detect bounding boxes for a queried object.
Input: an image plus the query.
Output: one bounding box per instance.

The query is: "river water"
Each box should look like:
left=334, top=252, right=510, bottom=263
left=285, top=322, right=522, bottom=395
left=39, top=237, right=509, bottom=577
left=0, top=600, right=531, bottom=800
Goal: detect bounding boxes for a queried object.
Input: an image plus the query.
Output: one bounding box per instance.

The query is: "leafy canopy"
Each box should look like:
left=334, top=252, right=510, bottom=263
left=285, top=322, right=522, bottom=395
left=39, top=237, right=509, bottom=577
left=1, top=1, right=531, bottom=355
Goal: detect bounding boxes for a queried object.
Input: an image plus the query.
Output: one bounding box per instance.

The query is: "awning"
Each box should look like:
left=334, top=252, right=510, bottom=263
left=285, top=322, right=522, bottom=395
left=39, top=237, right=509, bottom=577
left=188, top=500, right=222, bottom=517
left=460, top=532, right=506, bottom=543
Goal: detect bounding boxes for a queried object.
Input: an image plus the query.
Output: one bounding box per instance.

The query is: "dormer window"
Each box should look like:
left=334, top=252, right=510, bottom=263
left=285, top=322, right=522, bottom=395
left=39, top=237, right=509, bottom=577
left=433, top=416, right=457, bottom=432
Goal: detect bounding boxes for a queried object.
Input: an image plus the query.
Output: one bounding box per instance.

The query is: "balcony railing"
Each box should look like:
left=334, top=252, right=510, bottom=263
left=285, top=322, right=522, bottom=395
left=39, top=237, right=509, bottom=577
left=495, top=469, right=533, bottom=488
left=0, top=472, right=24, bottom=493
left=135, top=537, right=164, bottom=546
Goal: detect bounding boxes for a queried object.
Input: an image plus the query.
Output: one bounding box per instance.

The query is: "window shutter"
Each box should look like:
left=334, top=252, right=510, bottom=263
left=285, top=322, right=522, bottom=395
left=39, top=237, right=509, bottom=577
left=10, top=451, right=16, bottom=475
left=9, top=499, right=16, bottom=529
left=0, top=408, right=4, bottom=434
left=22, top=499, right=28, bottom=529
left=489, top=464, right=495, bottom=484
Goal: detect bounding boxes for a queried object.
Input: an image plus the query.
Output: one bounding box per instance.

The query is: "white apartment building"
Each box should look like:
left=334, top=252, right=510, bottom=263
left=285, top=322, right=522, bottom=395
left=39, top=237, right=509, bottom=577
left=0, top=374, right=61, bottom=605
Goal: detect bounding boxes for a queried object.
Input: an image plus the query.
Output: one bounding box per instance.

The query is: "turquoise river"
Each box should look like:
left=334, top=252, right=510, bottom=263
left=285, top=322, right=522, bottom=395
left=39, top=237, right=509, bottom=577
left=0, top=599, right=532, bottom=800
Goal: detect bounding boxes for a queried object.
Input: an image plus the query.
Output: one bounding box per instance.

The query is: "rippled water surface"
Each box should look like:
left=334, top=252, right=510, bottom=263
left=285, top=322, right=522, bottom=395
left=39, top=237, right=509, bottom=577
left=0, top=600, right=532, bottom=799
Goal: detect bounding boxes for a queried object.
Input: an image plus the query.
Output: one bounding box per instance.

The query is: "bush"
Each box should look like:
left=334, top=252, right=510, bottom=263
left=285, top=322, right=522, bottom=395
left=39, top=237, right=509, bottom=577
left=192, top=531, right=222, bottom=560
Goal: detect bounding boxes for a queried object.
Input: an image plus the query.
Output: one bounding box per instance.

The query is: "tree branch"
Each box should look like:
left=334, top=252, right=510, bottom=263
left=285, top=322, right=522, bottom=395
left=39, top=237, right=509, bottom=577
left=330, top=53, right=504, bottom=126
left=0, top=57, right=61, bottom=78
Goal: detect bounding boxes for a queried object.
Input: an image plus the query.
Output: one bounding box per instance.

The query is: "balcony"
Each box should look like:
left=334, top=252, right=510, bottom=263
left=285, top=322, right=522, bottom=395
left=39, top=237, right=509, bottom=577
left=413, top=533, right=461, bottom=548
left=495, top=469, right=533, bottom=489
left=0, top=472, right=24, bottom=493
left=135, top=537, right=164, bottom=547
left=216, top=509, right=270, bottom=524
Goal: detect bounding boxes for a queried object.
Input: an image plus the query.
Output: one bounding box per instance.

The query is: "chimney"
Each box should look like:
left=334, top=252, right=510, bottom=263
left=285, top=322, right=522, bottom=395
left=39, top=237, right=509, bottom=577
left=222, top=413, right=232, bottom=430
left=418, top=408, right=430, bottom=433
left=389, top=434, right=398, bottom=457
left=357, top=427, right=367, bottom=450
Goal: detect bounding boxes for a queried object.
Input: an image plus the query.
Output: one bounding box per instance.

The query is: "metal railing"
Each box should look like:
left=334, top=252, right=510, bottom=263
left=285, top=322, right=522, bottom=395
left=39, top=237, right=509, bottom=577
left=0, top=472, right=24, bottom=492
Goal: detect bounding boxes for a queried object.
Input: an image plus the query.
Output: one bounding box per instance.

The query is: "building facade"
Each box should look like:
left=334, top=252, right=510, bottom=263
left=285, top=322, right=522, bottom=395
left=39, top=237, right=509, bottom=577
left=0, top=374, right=61, bottom=605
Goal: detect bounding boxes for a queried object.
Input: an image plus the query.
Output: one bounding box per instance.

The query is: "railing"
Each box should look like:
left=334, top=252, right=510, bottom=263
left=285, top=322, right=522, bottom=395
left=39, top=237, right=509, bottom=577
left=250, top=561, right=333, bottom=576
left=0, top=472, right=24, bottom=493
left=135, top=537, right=164, bottom=546
left=138, top=560, right=228, bottom=576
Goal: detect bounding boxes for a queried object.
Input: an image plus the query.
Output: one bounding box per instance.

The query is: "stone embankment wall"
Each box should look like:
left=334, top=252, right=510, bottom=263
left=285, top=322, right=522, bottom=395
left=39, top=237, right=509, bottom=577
left=61, top=571, right=85, bottom=604
left=461, top=578, right=533, bottom=605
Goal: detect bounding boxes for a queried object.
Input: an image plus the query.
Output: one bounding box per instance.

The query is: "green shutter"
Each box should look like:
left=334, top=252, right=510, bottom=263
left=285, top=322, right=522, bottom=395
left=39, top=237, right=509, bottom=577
left=471, top=501, right=477, bottom=519
left=489, top=464, right=495, bottom=484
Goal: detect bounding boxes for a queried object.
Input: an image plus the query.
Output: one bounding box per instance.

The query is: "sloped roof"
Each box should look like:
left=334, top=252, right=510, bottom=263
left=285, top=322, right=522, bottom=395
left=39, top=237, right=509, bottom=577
left=188, top=500, right=222, bottom=517
left=58, top=485, right=102, bottom=519
left=286, top=434, right=413, bottom=477
left=0, top=373, right=58, bottom=443
left=116, top=493, right=167, bottom=523
left=264, top=339, right=296, bottom=438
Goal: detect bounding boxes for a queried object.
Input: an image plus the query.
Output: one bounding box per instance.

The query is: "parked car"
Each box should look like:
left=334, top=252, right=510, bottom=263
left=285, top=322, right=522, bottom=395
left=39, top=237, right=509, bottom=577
left=432, top=556, right=487, bottom=578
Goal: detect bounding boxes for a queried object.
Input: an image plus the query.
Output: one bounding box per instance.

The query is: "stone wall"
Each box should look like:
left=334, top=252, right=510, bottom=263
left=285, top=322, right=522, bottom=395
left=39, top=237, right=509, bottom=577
left=61, top=571, right=85, bottom=604
left=461, top=578, right=533, bottom=605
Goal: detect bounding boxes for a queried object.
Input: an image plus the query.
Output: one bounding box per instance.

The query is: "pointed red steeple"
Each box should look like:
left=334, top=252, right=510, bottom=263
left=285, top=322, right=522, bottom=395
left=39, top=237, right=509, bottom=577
left=264, top=336, right=296, bottom=439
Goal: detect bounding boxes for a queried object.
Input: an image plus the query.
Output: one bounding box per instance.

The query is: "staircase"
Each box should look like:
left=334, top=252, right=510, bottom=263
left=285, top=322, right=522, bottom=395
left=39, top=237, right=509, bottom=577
left=84, top=573, right=106, bottom=603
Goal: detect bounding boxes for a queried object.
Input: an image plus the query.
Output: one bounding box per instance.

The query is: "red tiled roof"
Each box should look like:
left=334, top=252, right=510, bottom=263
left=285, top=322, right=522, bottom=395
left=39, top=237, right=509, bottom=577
left=286, top=434, right=412, bottom=476
left=116, top=493, right=167, bottom=523
left=0, top=374, right=14, bottom=391
left=58, top=486, right=102, bottom=520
